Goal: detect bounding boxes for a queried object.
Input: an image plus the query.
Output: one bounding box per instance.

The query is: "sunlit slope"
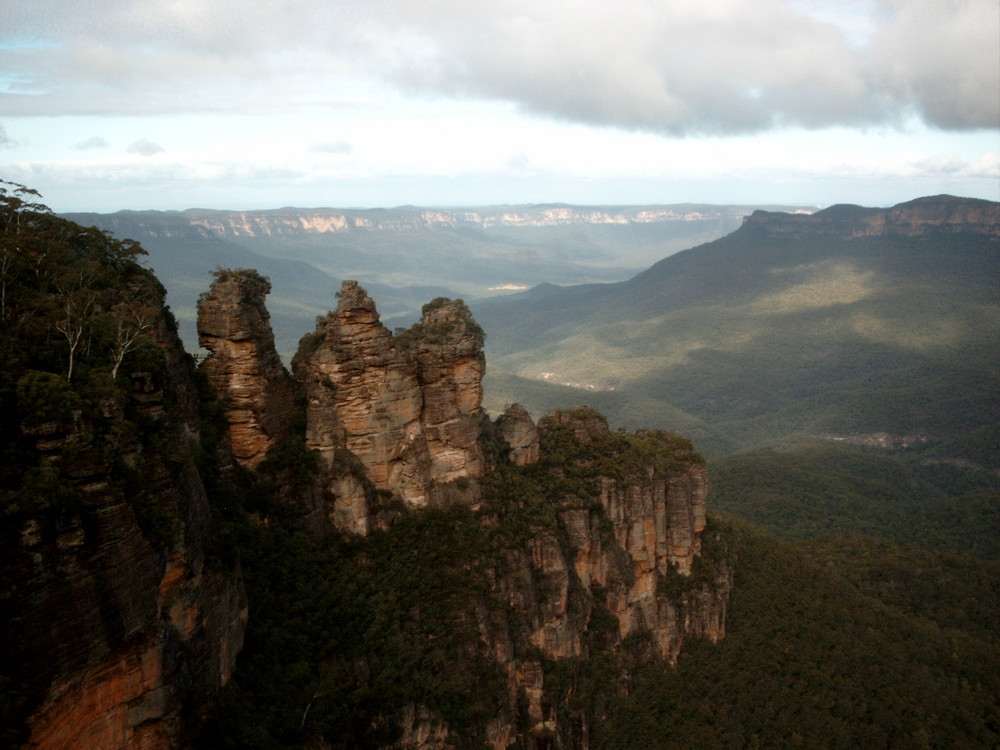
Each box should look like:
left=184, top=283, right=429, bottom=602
left=474, top=198, right=1000, bottom=452
left=481, top=365, right=736, bottom=453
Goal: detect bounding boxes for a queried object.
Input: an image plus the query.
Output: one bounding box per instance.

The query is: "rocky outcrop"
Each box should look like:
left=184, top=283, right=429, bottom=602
left=5, top=315, right=247, bottom=750
left=197, top=269, right=295, bottom=470
left=536, top=409, right=723, bottom=656
left=191, top=276, right=729, bottom=749
left=440, top=407, right=731, bottom=748
left=744, top=194, right=1000, bottom=240
left=411, top=298, right=487, bottom=486
left=495, top=403, right=540, bottom=466
left=293, top=282, right=486, bottom=532
left=172, top=204, right=780, bottom=238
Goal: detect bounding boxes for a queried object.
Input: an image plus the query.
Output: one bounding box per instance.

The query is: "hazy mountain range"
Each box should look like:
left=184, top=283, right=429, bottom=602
left=62, top=202, right=809, bottom=360
left=2, top=186, right=996, bottom=747
left=474, top=195, right=1000, bottom=455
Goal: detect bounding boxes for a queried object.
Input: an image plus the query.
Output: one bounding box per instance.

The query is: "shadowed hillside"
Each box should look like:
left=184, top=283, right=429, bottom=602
left=474, top=195, right=1000, bottom=461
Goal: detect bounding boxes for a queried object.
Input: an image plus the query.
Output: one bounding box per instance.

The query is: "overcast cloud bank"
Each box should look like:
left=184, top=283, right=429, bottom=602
left=1, top=0, right=997, bottom=211
left=4, top=0, right=997, bottom=134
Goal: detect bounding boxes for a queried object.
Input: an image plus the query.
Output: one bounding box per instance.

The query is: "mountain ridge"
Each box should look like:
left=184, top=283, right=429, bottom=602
left=67, top=202, right=814, bottom=237
left=473, top=194, right=1000, bottom=458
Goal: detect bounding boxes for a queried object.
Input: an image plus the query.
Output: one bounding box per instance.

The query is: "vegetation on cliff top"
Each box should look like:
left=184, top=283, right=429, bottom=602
left=198, top=409, right=713, bottom=749
left=3, top=185, right=997, bottom=748
left=0, top=183, right=219, bottom=747
left=0, top=181, right=174, bottom=524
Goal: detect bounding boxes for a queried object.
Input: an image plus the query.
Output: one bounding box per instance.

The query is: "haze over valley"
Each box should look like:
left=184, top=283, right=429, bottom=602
left=63, top=202, right=807, bottom=360
left=2, top=0, right=998, bottom=746
left=4, top=178, right=999, bottom=750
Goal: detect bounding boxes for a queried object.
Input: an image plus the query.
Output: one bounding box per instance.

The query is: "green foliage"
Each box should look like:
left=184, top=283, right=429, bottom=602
left=4, top=464, right=80, bottom=517
left=804, top=534, right=1000, bottom=647
left=15, top=370, right=83, bottom=426
left=0, top=183, right=182, bottom=541
left=293, top=327, right=326, bottom=365
left=197, top=506, right=509, bottom=749
left=707, top=441, right=999, bottom=556
left=593, top=515, right=1000, bottom=749
left=205, top=267, right=272, bottom=305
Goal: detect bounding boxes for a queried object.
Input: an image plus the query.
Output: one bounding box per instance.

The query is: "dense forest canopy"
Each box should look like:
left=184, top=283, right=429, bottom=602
left=0, top=180, right=170, bottom=520
left=0, top=183, right=997, bottom=749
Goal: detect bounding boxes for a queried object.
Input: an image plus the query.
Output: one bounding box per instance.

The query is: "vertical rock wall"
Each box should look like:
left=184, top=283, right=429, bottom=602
left=294, top=281, right=487, bottom=531
left=197, top=270, right=295, bottom=470
left=7, top=316, right=247, bottom=750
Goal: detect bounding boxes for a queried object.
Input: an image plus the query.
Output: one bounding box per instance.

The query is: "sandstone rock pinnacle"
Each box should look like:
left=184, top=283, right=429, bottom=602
left=496, top=403, right=540, bottom=466
left=295, top=281, right=487, bottom=532
left=197, top=269, right=296, bottom=469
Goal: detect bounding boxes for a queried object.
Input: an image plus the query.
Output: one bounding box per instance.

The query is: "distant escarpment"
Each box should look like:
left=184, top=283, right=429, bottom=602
left=3, top=179, right=729, bottom=749
left=179, top=204, right=773, bottom=237
left=195, top=272, right=730, bottom=748
left=743, top=194, right=1000, bottom=240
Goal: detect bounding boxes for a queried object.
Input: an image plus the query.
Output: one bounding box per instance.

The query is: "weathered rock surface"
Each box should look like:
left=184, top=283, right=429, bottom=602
left=744, top=194, right=1000, bottom=240
left=411, top=298, right=487, bottom=485
left=191, top=276, right=730, bottom=749
left=197, top=269, right=295, bottom=470
left=294, top=282, right=486, bottom=532
left=5, top=316, right=247, bottom=750
left=495, top=403, right=540, bottom=466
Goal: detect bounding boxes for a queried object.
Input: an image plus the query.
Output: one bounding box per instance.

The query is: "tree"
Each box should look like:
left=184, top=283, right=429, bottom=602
left=52, top=259, right=102, bottom=382
left=108, top=300, right=156, bottom=380
left=0, top=181, right=50, bottom=321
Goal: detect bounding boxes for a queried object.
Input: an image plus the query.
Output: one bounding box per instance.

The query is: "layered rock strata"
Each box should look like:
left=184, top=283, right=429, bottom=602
left=495, top=403, right=540, bottom=466
left=7, top=315, right=247, bottom=750
left=197, top=269, right=295, bottom=470
left=293, top=282, right=486, bottom=532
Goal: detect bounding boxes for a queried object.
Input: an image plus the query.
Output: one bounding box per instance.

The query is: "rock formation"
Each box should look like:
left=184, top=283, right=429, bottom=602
left=5, top=315, right=247, bottom=750
left=3, top=187, right=736, bottom=750
left=197, top=269, right=295, bottom=470
left=92, top=272, right=731, bottom=750
left=495, top=403, right=540, bottom=466
left=392, top=406, right=731, bottom=747
left=410, top=296, right=487, bottom=486
left=743, top=194, right=1000, bottom=240
left=292, top=281, right=486, bottom=532
left=192, top=276, right=729, bottom=746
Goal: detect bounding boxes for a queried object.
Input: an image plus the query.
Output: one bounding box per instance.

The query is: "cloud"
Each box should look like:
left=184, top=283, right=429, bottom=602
left=0, top=125, right=14, bottom=148
left=74, top=136, right=109, bottom=150
left=127, top=138, right=165, bottom=156
left=1, top=0, right=997, bottom=134
left=309, top=140, right=354, bottom=154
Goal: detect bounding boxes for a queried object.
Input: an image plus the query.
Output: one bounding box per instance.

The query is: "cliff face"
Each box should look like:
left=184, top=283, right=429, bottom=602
left=179, top=204, right=774, bottom=237
left=4, top=316, right=247, bottom=750
left=197, top=269, right=296, bottom=470
left=515, top=410, right=725, bottom=660
left=191, top=277, right=729, bottom=748
left=292, top=281, right=486, bottom=533
left=406, top=407, right=731, bottom=748
left=743, top=194, right=1000, bottom=240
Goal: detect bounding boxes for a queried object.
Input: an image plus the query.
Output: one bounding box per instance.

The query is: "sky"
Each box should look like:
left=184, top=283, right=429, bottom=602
left=0, top=0, right=998, bottom=213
